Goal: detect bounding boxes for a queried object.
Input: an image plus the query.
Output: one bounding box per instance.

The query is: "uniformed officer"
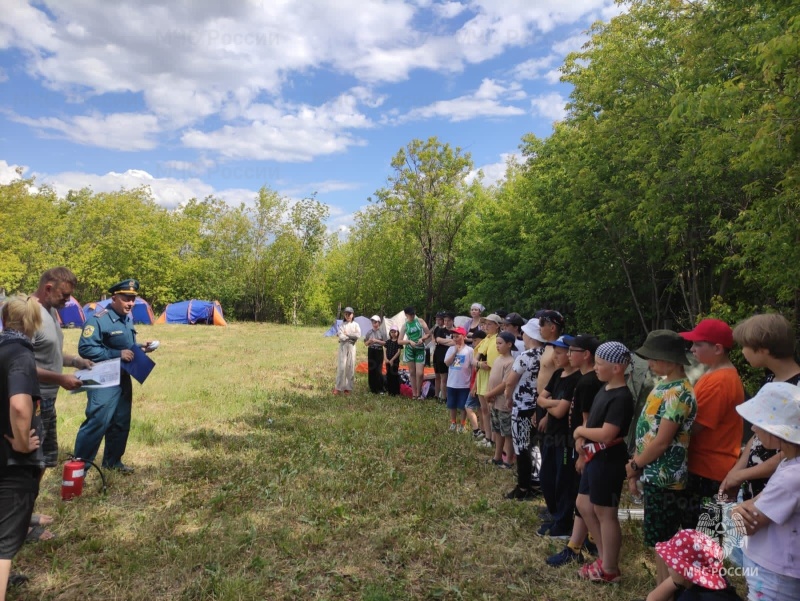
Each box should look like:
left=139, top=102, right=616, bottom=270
left=73, top=279, right=153, bottom=474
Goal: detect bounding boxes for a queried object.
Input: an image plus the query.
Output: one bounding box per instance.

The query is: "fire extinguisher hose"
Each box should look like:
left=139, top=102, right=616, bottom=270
left=67, top=454, right=108, bottom=495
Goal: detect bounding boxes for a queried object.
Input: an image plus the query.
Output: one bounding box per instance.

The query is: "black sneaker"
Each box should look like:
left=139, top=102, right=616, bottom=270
left=538, top=507, right=553, bottom=521
left=504, top=486, right=540, bottom=501
left=105, top=463, right=135, bottom=474
left=536, top=522, right=554, bottom=537
left=546, top=524, right=573, bottom=539
left=545, top=546, right=584, bottom=567
left=583, top=538, right=599, bottom=557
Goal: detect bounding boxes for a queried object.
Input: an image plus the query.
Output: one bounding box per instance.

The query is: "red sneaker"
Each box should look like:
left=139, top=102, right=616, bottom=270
left=333, top=389, right=341, bottom=395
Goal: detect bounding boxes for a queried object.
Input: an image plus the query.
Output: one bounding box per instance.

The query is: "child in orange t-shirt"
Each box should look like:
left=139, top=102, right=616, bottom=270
left=679, top=319, right=744, bottom=529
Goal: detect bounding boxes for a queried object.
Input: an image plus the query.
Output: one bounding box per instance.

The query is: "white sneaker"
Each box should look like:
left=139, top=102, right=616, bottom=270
left=449, top=423, right=457, bottom=432
left=456, top=424, right=465, bottom=433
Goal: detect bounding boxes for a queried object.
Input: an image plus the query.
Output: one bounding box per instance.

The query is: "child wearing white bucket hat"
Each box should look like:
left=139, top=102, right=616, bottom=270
left=731, top=382, right=800, bottom=601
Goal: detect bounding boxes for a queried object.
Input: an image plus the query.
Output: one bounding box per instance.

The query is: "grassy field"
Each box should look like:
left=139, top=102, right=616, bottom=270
left=12, top=323, right=687, bottom=600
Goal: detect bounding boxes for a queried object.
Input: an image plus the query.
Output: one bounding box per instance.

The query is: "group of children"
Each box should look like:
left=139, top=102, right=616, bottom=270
left=433, top=309, right=799, bottom=600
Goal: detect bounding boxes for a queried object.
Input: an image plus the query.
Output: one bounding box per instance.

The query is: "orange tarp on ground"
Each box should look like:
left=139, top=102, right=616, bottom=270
left=356, top=362, right=435, bottom=378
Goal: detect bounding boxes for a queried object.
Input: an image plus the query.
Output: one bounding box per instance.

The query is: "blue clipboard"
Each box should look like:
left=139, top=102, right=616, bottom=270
left=121, top=344, right=156, bottom=384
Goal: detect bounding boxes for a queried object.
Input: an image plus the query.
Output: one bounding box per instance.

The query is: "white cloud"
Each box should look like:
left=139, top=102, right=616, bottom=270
left=466, top=152, right=521, bottom=186
left=0, top=159, right=27, bottom=184
left=552, top=32, right=590, bottom=55
left=182, top=88, right=375, bottom=162
left=543, top=68, right=563, bottom=84
left=4, top=163, right=344, bottom=227
left=433, top=2, right=468, bottom=19
left=401, top=78, right=526, bottom=122
left=510, top=55, right=556, bottom=80
left=282, top=181, right=362, bottom=197
left=34, top=168, right=216, bottom=208
left=1, top=0, right=616, bottom=123
left=159, top=157, right=217, bottom=176
left=531, top=92, right=567, bottom=122
left=9, top=112, right=161, bottom=151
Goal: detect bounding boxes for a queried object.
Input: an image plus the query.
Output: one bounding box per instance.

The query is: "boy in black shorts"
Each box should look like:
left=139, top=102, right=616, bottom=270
left=572, top=342, right=635, bottom=584
left=537, top=336, right=581, bottom=538
left=546, top=334, right=603, bottom=565
left=432, top=311, right=454, bottom=402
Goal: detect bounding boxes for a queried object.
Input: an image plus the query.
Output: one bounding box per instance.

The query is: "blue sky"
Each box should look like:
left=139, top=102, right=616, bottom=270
left=0, top=0, right=622, bottom=232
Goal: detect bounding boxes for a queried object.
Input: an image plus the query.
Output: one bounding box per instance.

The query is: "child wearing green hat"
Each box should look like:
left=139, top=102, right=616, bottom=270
left=627, top=330, right=697, bottom=586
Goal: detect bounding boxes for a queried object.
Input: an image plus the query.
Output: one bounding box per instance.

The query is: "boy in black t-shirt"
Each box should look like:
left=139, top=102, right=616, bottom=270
left=573, top=342, right=635, bottom=584
left=432, top=311, right=455, bottom=402
left=537, top=336, right=581, bottom=538
left=546, top=334, right=603, bottom=566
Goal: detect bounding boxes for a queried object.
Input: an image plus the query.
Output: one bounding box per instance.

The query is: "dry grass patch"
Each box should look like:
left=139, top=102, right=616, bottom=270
left=9, top=323, right=738, bottom=600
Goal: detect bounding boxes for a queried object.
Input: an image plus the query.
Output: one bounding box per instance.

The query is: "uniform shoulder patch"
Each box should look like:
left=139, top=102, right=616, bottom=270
left=82, top=325, right=95, bottom=338
left=95, top=309, right=108, bottom=317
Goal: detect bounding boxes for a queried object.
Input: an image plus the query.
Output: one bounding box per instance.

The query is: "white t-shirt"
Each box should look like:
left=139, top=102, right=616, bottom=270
left=746, top=456, right=800, bottom=578
left=445, top=345, right=474, bottom=389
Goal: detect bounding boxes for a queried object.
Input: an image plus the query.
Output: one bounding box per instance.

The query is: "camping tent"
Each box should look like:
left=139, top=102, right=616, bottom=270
left=57, top=296, right=86, bottom=328
left=155, top=300, right=226, bottom=325
left=84, top=298, right=156, bottom=325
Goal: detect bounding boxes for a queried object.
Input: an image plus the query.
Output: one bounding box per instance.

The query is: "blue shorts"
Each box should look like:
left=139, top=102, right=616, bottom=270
left=744, top=554, right=800, bottom=601
left=446, top=387, right=470, bottom=410
left=466, top=394, right=480, bottom=411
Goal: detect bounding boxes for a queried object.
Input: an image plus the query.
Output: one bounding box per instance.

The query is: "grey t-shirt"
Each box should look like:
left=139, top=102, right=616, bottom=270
left=33, top=304, right=64, bottom=399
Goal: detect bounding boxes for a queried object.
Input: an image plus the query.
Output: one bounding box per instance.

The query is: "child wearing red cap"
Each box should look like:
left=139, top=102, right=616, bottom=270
left=679, top=319, right=745, bottom=529
left=444, top=327, right=474, bottom=432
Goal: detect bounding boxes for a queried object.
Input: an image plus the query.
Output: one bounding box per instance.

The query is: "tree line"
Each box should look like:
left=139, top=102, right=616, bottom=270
left=1, top=0, right=797, bottom=339
left=0, top=180, right=331, bottom=324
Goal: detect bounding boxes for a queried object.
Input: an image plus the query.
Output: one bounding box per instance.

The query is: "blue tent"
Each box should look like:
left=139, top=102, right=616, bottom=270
left=156, top=300, right=226, bottom=325
left=57, top=296, right=86, bottom=328
left=83, top=298, right=156, bottom=325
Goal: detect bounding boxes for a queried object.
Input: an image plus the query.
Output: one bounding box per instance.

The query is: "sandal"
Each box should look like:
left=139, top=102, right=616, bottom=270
left=30, top=513, right=54, bottom=527
left=589, top=567, right=621, bottom=584
left=26, top=524, right=57, bottom=543
left=578, top=558, right=602, bottom=580
left=579, top=558, right=621, bottom=583
left=8, top=572, right=29, bottom=587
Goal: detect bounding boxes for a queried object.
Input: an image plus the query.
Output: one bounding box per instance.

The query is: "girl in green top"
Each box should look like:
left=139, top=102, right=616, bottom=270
left=399, top=306, right=431, bottom=399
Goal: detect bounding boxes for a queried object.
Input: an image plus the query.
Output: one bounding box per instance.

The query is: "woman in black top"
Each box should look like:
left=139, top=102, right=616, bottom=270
left=384, top=326, right=402, bottom=396
left=0, top=295, right=44, bottom=597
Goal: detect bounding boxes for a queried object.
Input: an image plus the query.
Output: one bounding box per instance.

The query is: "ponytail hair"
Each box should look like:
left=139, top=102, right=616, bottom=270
left=2, top=294, right=43, bottom=339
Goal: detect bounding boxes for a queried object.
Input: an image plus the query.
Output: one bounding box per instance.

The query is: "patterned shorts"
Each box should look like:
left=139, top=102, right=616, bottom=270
left=490, top=408, right=512, bottom=437
left=40, top=397, right=59, bottom=468
left=511, top=408, right=534, bottom=455
left=643, top=483, right=684, bottom=547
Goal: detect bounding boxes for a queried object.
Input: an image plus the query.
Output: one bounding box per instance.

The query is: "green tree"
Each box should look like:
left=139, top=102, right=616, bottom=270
left=372, top=137, right=480, bottom=319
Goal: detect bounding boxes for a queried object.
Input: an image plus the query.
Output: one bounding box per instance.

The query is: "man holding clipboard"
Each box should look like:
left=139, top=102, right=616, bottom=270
left=73, top=279, right=156, bottom=474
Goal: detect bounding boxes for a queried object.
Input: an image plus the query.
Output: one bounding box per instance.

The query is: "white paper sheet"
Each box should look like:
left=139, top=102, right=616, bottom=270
left=73, top=358, right=121, bottom=390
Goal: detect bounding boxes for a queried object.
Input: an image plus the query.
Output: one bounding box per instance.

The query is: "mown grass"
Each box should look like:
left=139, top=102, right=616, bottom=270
left=12, top=323, right=703, bottom=600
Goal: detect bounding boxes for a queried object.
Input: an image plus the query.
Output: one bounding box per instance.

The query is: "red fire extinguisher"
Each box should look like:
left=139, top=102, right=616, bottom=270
left=61, top=456, right=107, bottom=500
left=61, top=459, right=86, bottom=500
